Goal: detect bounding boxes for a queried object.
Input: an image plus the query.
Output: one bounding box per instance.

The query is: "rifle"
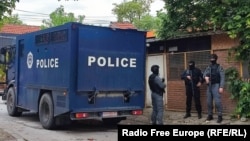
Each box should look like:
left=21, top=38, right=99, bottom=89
left=209, top=67, right=213, bottom=98
left=190, top=70, right=195, bottom=96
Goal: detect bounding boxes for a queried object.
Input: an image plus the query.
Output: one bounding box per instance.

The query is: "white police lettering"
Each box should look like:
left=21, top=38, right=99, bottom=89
left=36, top=58, right=59, bottom=68
left=88, top=56, right=136, bottom=67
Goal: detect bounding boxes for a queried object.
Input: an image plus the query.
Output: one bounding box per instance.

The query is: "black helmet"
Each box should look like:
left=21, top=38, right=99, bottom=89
left=151, top=65, right=159, bottom=74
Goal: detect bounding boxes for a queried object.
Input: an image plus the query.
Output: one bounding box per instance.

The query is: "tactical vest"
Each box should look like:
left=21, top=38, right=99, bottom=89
left=210, top=64, right=220, bottom=84
left=148, top=74, right=164, bottom=94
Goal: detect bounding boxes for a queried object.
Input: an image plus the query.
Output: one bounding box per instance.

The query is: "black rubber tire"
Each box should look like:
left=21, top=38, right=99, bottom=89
left=39, top=93, right=56, bottom=130
left=6, top=87, right=22, bottom=116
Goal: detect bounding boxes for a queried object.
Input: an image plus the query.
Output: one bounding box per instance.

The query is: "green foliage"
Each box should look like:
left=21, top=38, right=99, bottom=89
left=219, top=0, right=250, bottom=61
left=112, top=0, right=157, bottom=30
left=237, top=82, right=250, bottom=117
left=225, top=67, right=250, bottom=117
left=112, top=1, right=144, bottom=23
left=41, top=5, right=85, bottom=29
left=158, top=0, right=216, bottom=39
left=0, top=0, right=19, bottom=27
left=159, top=0, right=250, bottom=62
left=133, top=14, right=161, bottom=31
left=0, top=64, right=5, bottom=81
left=0, top=14, right=23, bottom=25
left=225, top=67, right=241, bottom=99
left=0, top=0, right=19, bottom=19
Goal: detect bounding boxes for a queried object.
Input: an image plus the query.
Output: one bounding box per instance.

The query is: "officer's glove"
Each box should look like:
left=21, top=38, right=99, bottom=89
left=162, top=78, right=165, bottom=82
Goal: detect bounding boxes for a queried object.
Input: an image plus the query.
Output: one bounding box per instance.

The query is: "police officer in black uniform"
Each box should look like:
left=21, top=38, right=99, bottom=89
left=148, top=65, right=166, bottom=125
left=181, top=61, right=203, bottom=119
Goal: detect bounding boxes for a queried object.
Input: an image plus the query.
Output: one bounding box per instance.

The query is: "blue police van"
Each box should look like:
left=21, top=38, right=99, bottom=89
left=0, top=22, right=146, bottom=129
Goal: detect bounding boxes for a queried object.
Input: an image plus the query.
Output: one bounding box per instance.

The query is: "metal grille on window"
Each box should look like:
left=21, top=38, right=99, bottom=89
left=168, top=51, right=211, bottom=80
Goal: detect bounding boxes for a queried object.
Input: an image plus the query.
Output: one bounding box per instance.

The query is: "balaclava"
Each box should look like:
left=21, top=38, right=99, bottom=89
left=151, top=65, right=159, bottom=75
left=210, top=54, right=218, bottom=65
left=189, top=61, right=195, bottom=70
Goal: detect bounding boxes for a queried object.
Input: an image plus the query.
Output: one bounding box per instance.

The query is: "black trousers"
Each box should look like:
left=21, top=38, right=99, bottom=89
left=185, top=85, right=202, bottom=114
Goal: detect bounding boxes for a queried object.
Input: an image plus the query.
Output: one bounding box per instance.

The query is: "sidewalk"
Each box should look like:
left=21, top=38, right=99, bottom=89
left=125, top=108, right=250, bottom=125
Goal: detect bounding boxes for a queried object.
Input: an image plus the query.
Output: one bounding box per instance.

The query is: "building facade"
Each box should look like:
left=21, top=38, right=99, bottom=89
left=146, top=32, right=240, bottom=114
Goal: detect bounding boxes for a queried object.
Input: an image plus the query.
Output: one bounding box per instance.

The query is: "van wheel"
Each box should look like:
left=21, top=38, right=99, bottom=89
left=7, top=87, right=22, bottom=116
left=39, top=93, right=55, bottom=130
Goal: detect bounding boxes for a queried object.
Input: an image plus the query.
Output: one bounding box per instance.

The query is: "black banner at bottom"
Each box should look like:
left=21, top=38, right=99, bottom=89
left=118, top=125, right=250, bottom=141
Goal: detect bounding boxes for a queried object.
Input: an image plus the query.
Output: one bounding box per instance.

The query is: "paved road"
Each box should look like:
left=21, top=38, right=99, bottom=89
left=1, top=97, right=249, bottom=141
left=0, top=98, right=119, bottom=141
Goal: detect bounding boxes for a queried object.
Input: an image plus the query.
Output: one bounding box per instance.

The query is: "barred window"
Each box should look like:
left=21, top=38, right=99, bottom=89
left=186, top=51, right=211, bottom=72
left=169, top=53, right=184, bottom=80
left=168, top=51, right=211, bottom=80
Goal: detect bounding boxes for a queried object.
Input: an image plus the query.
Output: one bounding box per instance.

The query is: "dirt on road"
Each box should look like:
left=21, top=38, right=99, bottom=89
left=0, top=128, right=17, bottom=141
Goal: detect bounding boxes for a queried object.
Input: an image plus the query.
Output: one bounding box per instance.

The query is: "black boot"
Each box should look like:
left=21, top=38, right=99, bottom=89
left=198, top=113, right=202, bottom=119
left=184, top=113, right=191, bottom=119
left=217, top=116, right=223, bottom=123
left=206, top=115, right=213, bottom=121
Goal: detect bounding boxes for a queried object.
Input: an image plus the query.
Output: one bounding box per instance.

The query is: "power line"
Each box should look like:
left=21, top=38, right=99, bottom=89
left=13, top=8, right=116, bottom=21
left=9, top=2, right=119, bottom=25
left=13, top=7, right=117, bottom=17
left=14, top=9, right=49, bottom=16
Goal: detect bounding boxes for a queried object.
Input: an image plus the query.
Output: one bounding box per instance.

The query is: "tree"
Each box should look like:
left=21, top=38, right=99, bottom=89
left=217, top=0, right=250, bottom=61
left=41, top=5, right=85, bottom=29
left=133, top=14, right=161, bottom=31
left=112, top=0, right=160, bottom=30
left=112, top=0, right=153, bottom=23
left=158, top=0, right=250, bottom=118
left=158, top=0, right=250, bottom=61
left=0, top=14, right=23, bottom=25
left=0, top=0, right=19, bottom=26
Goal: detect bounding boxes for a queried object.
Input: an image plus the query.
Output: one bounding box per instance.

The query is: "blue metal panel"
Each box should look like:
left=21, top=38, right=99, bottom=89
left=14, top=22, right=146, bottom=115
left=77, top=26, right=146, bottom=92
left=71, top=91, right=146, bottom=111
left=15, top=23, right=73, bottom=108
